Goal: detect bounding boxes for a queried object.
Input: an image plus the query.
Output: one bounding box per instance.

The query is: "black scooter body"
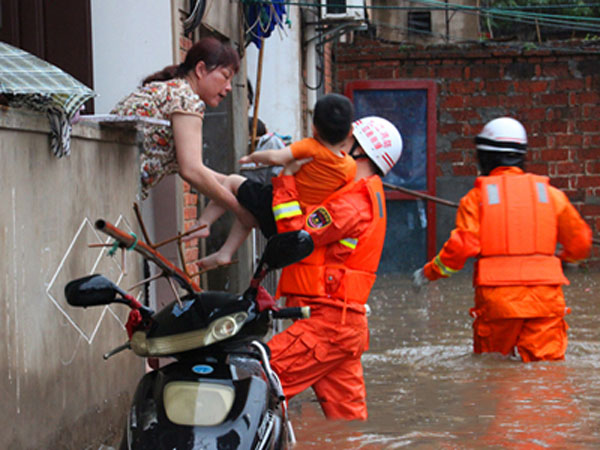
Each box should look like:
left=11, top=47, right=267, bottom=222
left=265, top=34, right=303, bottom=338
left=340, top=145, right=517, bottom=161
left=125, top=353, right=286, bottom=450
left=122, top=291, right=286, bottom=450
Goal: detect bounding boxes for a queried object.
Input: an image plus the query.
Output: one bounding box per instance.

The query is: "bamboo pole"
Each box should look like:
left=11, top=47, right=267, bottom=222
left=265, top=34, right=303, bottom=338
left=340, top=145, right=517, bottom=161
left=382, top=182, right=459, bottom=208
left=250, top=38, right=265, bottom=154
left=382, top=182, right=600, bottom=247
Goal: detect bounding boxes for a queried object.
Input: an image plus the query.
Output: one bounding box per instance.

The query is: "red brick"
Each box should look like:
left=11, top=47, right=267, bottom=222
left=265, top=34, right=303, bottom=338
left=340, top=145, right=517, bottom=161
left=520, top=108, right=546, bottom=121
left=184, top=193, right=198, bottom=206
left=439, top=123, right=463, bottom=135
left=437, top=66, right=463, bottom=79
left=526, top=162, right=549, bottom=175
left=578, top=147, right=600, bottom=159
left=468, top=96, right=499, bottom=108
left=503, top=94, right=530, bottom=107
left=367, top=67, right=395, bottom=78
left=452, top=164, right=478, bottom=176
left=576, top=175, right=600, bottom=188
left=449, top=137, right=471, bottom=149
left=549, top=176, right=569, bottom=189
left=448, top=81, right=478, bottom=94
left=541, top=64, right=570, bottom=78
left=437, top=151, right=464, bottom=162
left=450, top=110, right=481, bottom=122
left=336, top=69, right=359, bottom=81
left=540, top=121, right=568, bottom=133
left=441, top=96, right=464, bottom=108
left=540, top=149, right=570, bottom=161
left=577, top=91, right=600, bottom=104
left=586, top=161, right=600, bottom=174
left=540, top=93, right=568, bottom=106
left=470, top=64, right=500, bottom=80
left=528, top=135, right=546, bottom=148
left=556, top=161, right=584, bottom=175
left=185, top=248, right=198, bottom=261
left=407, top=66, right=433, bottom=78
left=485, top=80, right=510, bottom=94
left=556, top=134, right=583, bottom=147
left=184, top=206, right=197, bottom=220
left=581, top=204, right=600, bottom=216
left=554, top=79, right=585, bottom=92
left=515, top=81, right=549, bottom=93
left=563, top=189, right=585, bottom=202
left=577, top=120, right=600, bottom=133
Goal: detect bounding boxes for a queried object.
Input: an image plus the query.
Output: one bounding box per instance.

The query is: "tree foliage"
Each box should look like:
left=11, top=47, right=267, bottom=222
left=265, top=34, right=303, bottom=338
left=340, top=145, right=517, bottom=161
left=480, top=1, right=600, bottom=41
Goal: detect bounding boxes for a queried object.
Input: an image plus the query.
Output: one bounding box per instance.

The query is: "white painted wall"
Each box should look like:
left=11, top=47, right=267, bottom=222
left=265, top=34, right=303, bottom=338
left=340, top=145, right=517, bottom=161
left=246, top=6, right=303, bottom=142
left=90, top=0, right=174, bottom=113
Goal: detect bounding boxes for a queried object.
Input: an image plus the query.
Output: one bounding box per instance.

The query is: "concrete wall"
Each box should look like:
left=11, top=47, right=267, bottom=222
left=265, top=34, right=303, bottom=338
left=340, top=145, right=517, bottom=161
left=370, top=0, right=479, bottom=44
left=246, top=5, right=304, bottom=142
left=1, top=108, right=144, bottom=448
left=90, top=0, right=174, bottom=114
left=333, top=38, right=600, bottom=264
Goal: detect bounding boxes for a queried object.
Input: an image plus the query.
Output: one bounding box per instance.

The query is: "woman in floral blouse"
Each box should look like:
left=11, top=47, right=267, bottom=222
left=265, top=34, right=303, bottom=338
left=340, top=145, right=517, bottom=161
left=111, top=36, right=254, bottom=227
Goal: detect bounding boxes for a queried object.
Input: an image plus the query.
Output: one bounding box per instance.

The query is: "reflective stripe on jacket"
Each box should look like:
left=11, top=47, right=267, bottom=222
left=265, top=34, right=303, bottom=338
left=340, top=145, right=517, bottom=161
left=476, top=173, right=569, bottom=286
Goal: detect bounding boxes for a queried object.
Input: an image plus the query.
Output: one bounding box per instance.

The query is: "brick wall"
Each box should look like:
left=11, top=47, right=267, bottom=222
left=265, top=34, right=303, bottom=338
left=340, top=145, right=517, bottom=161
left=179, top=34, right=202, bottom=276
left=333, top=37, right=600, bottom=263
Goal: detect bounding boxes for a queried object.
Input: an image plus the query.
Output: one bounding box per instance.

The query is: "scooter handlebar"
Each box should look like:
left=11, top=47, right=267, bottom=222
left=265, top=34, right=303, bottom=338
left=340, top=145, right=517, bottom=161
left=272, top=306, right=310, bottom=320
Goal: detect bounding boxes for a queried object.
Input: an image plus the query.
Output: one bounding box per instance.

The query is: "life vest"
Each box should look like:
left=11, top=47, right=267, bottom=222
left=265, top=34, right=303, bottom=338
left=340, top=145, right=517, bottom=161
left=277, top=176, right=386, bottom=305
left=475, top=173, right=569, bottom=286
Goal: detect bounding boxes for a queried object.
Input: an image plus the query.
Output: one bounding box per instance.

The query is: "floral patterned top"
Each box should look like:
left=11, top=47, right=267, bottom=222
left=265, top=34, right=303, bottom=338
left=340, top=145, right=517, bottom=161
left=111, top=78, right=205, bottom=198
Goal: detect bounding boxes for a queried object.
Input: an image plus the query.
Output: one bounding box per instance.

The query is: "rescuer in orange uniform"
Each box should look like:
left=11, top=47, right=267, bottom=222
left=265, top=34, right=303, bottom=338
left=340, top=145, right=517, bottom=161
left=268, top=116, right=403, bottom=420
left=413, top=117, right=592, bottom=362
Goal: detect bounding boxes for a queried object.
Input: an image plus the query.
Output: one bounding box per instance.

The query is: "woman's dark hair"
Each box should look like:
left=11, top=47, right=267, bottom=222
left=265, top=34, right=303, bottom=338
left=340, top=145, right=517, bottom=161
left=142, top=37, right=240, bottom=85
left=248, top=116, right=267, bottom=137
left=313, top=93, right=354, bottom=145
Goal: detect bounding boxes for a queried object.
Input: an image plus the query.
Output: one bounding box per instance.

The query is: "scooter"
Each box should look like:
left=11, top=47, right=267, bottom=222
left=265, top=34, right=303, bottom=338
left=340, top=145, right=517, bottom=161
left=64, top=219, right=313, bottom=450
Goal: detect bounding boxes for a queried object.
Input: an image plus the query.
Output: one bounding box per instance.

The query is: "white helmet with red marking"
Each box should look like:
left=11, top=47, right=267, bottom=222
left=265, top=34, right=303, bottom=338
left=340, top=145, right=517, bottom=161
left=475, top=117, right=527, bottom=153
left=352, top=116, right=403, bottom=176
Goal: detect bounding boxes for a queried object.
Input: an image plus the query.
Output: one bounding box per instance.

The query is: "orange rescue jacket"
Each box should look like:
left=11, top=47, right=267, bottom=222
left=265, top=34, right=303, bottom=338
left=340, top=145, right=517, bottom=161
left=476, top=173, right=569, bottom=286
left=272, top=175, right=386, bottom=305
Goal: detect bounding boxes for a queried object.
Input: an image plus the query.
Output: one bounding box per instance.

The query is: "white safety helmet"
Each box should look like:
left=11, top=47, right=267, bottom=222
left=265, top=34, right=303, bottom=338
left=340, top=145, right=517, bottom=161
left=352, top=116, right=403, bottom=176
left=475, top=117, right=527, bottom=154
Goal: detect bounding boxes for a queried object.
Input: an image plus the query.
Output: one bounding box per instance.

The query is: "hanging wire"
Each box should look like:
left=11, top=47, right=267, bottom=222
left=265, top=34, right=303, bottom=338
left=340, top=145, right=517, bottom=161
left=267, top=0, right=600, bottom=32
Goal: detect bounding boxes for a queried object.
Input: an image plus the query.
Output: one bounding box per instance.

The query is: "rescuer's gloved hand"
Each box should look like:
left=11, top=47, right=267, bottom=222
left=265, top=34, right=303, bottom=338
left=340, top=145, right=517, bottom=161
left=412, top=267, right=429, bottom=292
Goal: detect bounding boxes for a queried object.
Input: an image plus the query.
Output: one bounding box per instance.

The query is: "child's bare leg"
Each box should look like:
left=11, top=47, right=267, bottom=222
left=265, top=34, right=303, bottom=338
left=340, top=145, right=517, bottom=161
left=198, top=218, right=252, bottom=269
left=185, top=174, right=248, bottom=241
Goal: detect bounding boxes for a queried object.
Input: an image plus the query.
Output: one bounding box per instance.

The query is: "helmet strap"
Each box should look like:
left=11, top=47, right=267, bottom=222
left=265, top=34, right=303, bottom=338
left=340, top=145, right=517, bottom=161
left=349, top=139, right=368, bottom=159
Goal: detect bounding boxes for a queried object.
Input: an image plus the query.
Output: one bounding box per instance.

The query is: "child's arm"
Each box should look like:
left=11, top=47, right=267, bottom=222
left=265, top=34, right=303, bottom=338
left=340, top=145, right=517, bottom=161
left=239, top=147, right=294, bottom=167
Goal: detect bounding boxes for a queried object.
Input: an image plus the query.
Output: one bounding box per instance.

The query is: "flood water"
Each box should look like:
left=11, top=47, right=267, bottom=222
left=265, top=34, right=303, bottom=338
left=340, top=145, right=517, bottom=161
left=289, top=268, right=600, bottom=449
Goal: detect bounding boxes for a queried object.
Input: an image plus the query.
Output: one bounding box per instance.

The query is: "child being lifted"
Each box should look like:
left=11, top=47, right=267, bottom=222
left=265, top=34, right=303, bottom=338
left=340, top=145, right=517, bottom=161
left=194, top=93, right=356, bottom=269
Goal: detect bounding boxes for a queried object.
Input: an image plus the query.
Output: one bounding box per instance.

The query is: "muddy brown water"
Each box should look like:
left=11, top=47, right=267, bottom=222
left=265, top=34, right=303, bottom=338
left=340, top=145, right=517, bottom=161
left=288, top=269, right=600, bottom=449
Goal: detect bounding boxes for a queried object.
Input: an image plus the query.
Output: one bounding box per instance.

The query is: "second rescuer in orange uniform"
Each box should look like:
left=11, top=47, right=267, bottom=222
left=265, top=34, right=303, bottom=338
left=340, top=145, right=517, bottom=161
left=413, top=117, right=592, bottom=362
left=268, top=116, right=403, bottom=420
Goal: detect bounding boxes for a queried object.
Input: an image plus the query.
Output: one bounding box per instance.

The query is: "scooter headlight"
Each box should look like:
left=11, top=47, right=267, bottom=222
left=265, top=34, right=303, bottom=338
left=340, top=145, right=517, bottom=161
left=163, top=381, right=235, bottom=426
left=130, top=312, right=248, bottom=356
left=205, top=313, right=248, bottom=345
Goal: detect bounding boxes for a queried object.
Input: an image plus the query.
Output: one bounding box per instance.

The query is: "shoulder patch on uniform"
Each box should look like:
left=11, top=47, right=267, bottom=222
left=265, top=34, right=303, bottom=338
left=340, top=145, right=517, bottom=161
left=306, top=207, right=332, bottom=229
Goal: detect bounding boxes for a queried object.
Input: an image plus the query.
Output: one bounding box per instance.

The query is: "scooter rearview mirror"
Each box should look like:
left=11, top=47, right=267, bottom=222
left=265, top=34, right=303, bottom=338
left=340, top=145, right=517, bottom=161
left=64, top=274, right=118, bottom=307
left=262, top=230, right=314, bottom=270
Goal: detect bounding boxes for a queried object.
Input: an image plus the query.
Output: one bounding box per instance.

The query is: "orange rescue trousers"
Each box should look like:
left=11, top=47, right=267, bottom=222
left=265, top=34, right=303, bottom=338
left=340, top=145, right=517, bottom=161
left=472, top=316, right=569, bottom=362
left=268, top=300, right=369, bottom=421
